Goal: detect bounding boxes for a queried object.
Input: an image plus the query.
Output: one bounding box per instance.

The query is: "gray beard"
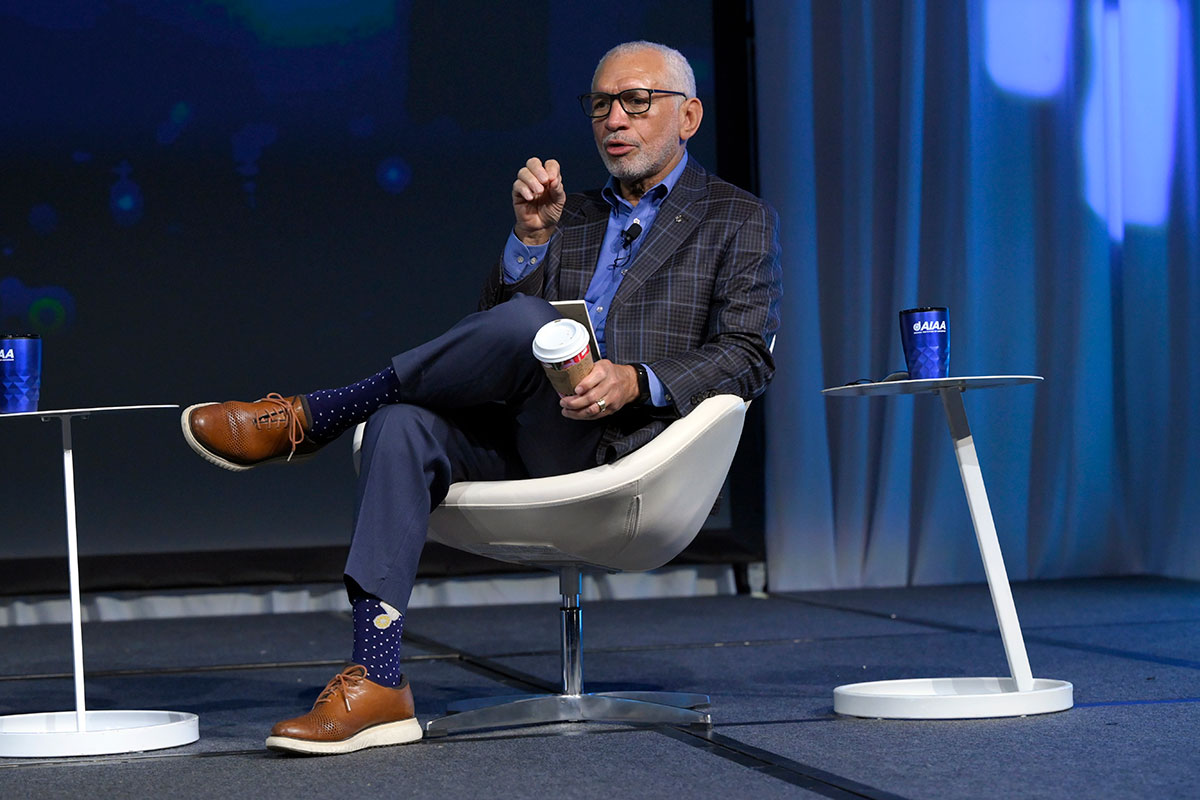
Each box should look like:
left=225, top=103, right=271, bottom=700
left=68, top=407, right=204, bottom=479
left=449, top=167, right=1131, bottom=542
left=598, top=137, right=681, bottom=185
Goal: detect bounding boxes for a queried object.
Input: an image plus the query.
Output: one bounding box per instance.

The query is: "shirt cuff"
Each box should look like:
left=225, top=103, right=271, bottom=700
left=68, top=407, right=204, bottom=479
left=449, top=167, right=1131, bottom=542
left=502, top=232, right=549, bottom=283
left=644, top=365, right=671, bottom=407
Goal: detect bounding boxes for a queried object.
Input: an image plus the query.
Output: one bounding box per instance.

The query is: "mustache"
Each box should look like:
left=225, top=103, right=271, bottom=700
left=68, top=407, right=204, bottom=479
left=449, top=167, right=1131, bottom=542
left=602, top=134, right=636, bottom=147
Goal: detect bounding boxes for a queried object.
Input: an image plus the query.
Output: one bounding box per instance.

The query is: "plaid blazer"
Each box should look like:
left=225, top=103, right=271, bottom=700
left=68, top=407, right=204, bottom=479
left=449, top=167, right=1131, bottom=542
left=481, top=157, right=782, bottom=464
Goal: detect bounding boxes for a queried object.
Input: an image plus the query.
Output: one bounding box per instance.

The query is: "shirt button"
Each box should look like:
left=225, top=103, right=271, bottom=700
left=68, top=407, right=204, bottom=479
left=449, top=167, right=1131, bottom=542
left=516, top=256, right=525, bottom=264
left=596, top=306, right=604, bottom=312
left=621, top=269, right=628, bottom=275
left=530, top=257, right=538, bottom=264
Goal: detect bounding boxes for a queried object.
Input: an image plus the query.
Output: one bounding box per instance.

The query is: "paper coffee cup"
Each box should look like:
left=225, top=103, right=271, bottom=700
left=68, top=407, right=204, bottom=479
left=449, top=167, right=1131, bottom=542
left=532, top=319, right=594, bottom=397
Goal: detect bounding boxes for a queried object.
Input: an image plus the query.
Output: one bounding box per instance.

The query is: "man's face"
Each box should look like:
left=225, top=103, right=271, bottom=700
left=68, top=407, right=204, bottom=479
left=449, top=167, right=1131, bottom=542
left=591, top=49, right=688, bottom=189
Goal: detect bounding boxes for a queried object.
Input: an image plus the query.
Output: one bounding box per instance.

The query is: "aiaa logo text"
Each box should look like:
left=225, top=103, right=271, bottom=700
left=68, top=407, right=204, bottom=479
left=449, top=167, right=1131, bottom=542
left=912, top=320, right=947, bottom=333
left=0, top=349, right=14, bottom=362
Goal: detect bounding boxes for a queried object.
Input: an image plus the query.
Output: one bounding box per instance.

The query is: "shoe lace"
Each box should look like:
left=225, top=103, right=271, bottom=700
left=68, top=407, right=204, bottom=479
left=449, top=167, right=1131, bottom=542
left=315, top=665, right=369, bottom=713
left=257, top=392, right=305, bottom=462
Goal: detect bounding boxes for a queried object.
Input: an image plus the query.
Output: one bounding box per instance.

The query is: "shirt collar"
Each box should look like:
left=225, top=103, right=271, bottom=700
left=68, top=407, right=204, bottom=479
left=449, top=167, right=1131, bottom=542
left=601, top=150, right=689, bottom=212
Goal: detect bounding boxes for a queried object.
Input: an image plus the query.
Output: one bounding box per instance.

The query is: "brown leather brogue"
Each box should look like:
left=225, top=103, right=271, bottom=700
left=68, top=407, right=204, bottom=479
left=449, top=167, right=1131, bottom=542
left=266, top=665, right=422, bottom=755
left=181, top=393, right=322, bottom=471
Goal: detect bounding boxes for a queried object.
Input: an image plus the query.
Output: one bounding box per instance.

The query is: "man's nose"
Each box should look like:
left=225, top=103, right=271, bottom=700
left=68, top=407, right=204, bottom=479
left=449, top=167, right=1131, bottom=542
left=604, top=102, right=630, bottom=128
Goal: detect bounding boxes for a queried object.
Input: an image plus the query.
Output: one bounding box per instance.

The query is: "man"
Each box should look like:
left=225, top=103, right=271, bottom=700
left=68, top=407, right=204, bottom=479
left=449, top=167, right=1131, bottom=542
left=183, top=41, right=781, bottom=755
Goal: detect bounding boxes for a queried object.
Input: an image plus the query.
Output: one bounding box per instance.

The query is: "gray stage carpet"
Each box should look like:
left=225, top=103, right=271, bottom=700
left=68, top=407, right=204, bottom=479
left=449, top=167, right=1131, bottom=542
left=1, top=577, right=1197, bottom=799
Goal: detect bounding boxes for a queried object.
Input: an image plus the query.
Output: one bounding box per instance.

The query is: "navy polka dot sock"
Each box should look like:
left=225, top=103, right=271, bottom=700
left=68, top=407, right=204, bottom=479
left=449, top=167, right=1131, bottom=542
left=350, top=590, right=404, bottom=687
left=303, top=366, right=402, bottom=442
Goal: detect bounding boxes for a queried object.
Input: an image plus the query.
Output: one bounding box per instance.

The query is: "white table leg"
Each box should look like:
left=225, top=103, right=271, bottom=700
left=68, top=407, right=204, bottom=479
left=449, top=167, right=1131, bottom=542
left=831, top=387, right=1072, bottom=719
left=0, top=406, right=199, bottom=757
left=938, top=388, right=1034, bottom=692
left=60, top=415, right=88, bottom=731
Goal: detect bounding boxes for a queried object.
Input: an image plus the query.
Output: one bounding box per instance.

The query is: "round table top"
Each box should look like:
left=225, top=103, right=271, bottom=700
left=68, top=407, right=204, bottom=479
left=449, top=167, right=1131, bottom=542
left=822, top=375, right=1042, bottom=398
left=0, top=404, right=179, bottom=420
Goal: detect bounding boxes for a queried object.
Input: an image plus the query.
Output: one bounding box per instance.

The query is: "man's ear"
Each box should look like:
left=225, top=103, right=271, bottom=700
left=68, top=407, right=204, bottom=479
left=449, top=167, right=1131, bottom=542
left=678, top=97, right=704, bottom=142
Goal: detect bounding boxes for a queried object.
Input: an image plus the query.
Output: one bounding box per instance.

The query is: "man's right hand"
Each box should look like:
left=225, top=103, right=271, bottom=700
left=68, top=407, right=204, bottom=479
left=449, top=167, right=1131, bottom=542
left=512, top=157, right=566, bottom=246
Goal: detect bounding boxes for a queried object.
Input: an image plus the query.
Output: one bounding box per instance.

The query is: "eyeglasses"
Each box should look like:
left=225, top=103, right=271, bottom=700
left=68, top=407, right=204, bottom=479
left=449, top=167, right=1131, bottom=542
left=577, top=88, right=688, bottom=119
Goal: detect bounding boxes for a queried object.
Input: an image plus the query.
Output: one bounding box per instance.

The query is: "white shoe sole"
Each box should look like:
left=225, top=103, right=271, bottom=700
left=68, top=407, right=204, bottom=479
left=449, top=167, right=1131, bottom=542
left=181, top=403, right=316, bottom=472
left=265, top=717, right=423, bottom=755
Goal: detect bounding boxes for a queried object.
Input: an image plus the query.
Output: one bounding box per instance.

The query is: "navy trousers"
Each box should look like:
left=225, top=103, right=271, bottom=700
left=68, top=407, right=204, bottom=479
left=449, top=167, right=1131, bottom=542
left=344, top=295, right=607, bottom=611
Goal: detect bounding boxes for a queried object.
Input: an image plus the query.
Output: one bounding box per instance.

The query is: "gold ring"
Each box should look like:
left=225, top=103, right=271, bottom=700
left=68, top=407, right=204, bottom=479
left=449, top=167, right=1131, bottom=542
left=596, top=398, right=607, bottom=412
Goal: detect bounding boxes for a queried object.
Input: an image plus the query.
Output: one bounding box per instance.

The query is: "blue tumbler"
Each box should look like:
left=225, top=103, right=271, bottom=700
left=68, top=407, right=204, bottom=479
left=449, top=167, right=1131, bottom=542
left=1, top=334, right=42, bottom=413
left=899, top=308, right=949, bottom=379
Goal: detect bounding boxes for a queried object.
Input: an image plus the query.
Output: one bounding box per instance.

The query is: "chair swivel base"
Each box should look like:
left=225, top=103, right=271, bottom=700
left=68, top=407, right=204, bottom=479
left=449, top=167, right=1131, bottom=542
left=424, top=691, right=712, bottom=737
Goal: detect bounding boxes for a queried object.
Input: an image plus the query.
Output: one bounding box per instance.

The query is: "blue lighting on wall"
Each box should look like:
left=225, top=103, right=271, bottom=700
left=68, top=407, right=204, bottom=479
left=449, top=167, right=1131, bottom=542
left=157, top=101, right=194, bottom=145
left=986, top=0, right=1180, bottom=240
left=212, top=0, right=394, bottom=47
left=1082, top=0, right=1180, bottom=240
left=984, top=0, right=1072, bottom=98
left=375, top=156, right=411, bottom=194
left=109, top=161, right=145, bottom=227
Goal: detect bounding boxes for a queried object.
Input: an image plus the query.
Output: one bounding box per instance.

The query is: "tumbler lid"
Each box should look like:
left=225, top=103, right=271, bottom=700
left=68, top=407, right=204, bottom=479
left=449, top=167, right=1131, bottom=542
left=1, top=333, right=40, bottom=339
left=532, top=319, right=589, bottom=363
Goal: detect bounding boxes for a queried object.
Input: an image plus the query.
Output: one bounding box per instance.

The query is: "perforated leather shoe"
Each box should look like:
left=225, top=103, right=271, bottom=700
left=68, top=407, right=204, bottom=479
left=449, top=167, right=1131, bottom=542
left=266, top=665, right=422, bottom=755
left=182, top=393, right=322, bottom=471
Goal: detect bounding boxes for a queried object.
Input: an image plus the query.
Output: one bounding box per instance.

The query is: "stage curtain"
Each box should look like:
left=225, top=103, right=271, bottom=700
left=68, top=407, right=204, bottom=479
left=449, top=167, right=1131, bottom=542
left=756, top=0, right=1199, bottom=588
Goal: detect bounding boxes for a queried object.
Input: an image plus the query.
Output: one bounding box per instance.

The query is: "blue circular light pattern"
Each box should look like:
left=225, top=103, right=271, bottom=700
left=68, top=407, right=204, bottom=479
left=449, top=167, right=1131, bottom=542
left=376, top=156, right=411, bottom=194
left=157, top=101, right=193, bottom=145
left=0, top=277, right=76, bottom=335
left=29, top=298, right=68, bottom=332
left=109, top=160, right=145, bottom=226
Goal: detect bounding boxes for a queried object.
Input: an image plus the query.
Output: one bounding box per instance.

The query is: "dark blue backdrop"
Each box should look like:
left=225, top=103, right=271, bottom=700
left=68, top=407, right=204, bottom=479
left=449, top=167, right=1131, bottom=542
left=0, top=1, right=718, bottom=563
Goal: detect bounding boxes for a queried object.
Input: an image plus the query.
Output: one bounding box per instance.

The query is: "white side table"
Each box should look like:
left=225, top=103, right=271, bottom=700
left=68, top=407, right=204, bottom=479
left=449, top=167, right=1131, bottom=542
left=0, top=405, right=199, bottom=757
left=821, top=376, right=1073, bottom=718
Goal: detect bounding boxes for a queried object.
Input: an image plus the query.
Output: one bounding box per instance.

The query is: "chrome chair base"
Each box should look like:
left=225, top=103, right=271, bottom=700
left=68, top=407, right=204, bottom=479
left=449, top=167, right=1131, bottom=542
left=424, top=692, right=712, bottom=738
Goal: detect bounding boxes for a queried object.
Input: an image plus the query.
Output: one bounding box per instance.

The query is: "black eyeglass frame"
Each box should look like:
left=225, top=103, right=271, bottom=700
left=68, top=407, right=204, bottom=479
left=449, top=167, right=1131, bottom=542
left=577, top=88, right=689, bottom=119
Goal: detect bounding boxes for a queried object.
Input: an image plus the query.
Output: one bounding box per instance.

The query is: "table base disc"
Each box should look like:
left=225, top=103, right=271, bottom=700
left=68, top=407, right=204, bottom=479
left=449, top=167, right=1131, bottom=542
left=834, top=677, right=1073, bottom=719
left=0, top=710, right=199, bottom=757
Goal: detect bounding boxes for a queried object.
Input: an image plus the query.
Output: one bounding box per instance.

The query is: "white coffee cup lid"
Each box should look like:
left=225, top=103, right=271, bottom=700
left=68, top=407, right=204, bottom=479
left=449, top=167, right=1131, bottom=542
left=532, top=319, right=589, bottom=363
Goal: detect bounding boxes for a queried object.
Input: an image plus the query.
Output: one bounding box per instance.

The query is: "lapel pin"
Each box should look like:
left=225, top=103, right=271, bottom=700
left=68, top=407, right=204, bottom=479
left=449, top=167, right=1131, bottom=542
left=674, top=215, right=683, bottom=223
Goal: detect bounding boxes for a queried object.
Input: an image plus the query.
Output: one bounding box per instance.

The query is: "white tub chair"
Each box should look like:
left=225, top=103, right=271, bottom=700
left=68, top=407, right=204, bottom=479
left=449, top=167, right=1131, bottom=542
left=352, top=392, right=750, bottom=736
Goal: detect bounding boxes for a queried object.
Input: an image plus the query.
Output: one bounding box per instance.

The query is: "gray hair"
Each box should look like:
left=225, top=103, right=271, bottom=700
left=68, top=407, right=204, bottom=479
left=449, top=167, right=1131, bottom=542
left=592, top=41, right=697, bottom=98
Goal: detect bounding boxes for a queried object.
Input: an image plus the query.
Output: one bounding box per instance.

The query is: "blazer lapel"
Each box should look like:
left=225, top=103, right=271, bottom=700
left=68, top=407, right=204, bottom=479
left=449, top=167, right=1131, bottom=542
left=556, top=195, right=609, bottom=301
left=610, top=159, right=707, bottom=310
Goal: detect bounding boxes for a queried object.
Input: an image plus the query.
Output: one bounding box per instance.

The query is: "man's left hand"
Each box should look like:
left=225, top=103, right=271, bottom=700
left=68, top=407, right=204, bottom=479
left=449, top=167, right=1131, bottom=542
left=561, top=360, right=639, bottom=420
